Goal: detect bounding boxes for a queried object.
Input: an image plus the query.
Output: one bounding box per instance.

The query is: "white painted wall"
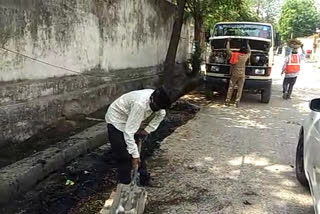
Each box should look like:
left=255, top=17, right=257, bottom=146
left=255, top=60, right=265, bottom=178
left=0, top=0, right=192, bottom=82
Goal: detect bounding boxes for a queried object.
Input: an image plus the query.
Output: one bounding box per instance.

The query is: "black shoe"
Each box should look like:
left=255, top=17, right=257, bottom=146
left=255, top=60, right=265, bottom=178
left=283, top=93, right=287, bottom=99
left=139, top=172, right=151, bottom=186
left=286, top=92, right=292, bottom=99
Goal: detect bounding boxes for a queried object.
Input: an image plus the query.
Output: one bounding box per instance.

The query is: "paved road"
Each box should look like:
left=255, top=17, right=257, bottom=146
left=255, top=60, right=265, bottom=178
left=145, top=57, right=320, bottom=214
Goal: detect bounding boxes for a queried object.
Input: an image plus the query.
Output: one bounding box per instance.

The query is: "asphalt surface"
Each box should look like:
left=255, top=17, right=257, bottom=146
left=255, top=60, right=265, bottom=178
left=144, top=57, right=320, bottom=214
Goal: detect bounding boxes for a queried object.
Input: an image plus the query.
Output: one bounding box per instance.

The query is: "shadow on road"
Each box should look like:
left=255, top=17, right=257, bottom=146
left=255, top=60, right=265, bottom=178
left=146, top=67, right=320, bottom=213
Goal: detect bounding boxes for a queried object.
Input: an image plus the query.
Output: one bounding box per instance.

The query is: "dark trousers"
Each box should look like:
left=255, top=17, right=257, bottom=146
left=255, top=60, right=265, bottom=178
left=107, top=124, right=150, bottom=185
left=283, top=77, right=297, bottom=97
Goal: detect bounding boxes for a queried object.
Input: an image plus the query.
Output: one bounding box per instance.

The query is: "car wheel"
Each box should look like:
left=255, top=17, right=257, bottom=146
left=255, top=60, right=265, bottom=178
left=296, top=131, right=309, bottom=187
left=261, top=87, right=271, bottom=103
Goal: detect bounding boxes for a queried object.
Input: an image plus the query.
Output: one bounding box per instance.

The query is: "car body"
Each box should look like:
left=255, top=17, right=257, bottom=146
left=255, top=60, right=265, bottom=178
left=296, top=98, right=320, bottom=213
left=204, top=22, right=274, bottom=103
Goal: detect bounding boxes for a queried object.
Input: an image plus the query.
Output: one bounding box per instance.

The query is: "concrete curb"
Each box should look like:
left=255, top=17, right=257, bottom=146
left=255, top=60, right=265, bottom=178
left=0, top=122, right=107, bottom=204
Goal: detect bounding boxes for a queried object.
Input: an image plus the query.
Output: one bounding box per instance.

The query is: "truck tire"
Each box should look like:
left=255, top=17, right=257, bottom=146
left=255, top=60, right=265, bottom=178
left=261, top=87, right=271, bottom=103
left=205, top=85, right=213, bottom=100
left=205, top=88, right=213, bottom=100
left=296, top=130, right=309, bottom=187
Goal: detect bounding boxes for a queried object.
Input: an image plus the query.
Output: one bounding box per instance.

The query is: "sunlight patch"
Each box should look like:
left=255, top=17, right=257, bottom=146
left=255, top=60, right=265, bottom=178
left=293, top=102, right=311, bottom=113
left=229, top=156, right=244, bottom=166
left=271, top=189, right=313, bottom=207
left=244, top=155, right=270, bottom=166
left=228, top=119, right=268, bottom=129
left=204, top=157, right=214, bottom=161
left=195, top=161, right=204, bottom=167
left=264, top=164, right=293, bottom=173
left=229, top=154, right=269, bottom=166
left=280, top=179, right=298, bottom=187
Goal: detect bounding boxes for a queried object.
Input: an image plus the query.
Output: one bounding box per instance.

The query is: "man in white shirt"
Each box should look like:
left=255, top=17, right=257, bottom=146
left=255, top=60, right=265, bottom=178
left=105, top=87, right=171, bottom=185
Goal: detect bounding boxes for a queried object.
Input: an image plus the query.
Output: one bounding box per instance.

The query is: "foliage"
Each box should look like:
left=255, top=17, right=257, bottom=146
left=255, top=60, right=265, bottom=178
left=249, top=0, right=284, bottom=24
left=182, top=0, right=261, bottom=73
left=278, top=0, right=319, bottom=40
left=185, top=0, right=260, bottom=30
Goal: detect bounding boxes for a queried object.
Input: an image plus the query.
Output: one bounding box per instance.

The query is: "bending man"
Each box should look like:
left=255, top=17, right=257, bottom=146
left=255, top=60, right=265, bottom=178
left=105, top=87, right=171, bottom=185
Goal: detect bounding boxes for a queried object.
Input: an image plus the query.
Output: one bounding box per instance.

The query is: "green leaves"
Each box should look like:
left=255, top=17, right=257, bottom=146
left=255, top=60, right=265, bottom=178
left=186, top=0, right=259, bottom=30
left=249, top=0, right=283, bottom=24
left=278, top=0, right=319, bottom=40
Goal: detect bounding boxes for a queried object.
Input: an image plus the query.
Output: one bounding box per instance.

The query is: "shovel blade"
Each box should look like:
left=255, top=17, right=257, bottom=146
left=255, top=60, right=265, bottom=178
left=101, top=183, right=147, bottom=214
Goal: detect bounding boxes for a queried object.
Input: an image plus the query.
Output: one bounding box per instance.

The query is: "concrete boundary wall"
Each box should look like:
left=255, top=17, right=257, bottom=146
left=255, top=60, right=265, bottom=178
left=0, top=0, right=192, bottom=145
left=0, top=66, right=164, bottom=146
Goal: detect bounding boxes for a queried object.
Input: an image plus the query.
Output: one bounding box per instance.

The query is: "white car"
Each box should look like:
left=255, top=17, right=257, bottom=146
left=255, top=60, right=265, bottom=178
left=296, top=98, right=320, bottom=213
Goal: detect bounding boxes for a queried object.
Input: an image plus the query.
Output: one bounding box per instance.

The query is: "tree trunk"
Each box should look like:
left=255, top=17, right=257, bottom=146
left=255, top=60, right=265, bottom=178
left=194, top=0, right=203, bottom=46
left=257, top=0, right=261, bottom=17
left=164, top=0, right=187, bottom=75
left=194, top=15, right=200, bottom=42
left=194, top=17, right=204, bottom=45
left=192, top=0, right=204, bottom=73
left=162, top=0, right=202, bottom=104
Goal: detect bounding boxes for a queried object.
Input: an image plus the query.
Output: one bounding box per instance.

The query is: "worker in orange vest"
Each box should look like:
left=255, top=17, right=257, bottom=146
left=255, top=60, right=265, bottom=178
left=281, top=48, right=301, bottom=99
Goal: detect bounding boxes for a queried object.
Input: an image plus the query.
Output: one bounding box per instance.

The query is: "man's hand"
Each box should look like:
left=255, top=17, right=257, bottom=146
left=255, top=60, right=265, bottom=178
left=132, top=158, right=140, bottom=169
left=136, top=129, right=148, bottom=136
left=135, top=129, right=148, bottom=142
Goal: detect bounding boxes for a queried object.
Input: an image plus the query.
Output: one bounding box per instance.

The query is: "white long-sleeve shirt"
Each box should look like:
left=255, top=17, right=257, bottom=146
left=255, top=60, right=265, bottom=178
left=105, top=89, right=166, bottom=158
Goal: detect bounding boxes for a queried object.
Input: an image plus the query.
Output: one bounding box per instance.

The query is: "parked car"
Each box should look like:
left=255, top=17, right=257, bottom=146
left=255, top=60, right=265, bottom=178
left=296, top=98, right=320, bottom=213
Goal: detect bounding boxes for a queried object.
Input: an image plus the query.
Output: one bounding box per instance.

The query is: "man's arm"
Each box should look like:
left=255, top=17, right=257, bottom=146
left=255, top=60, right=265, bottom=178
left=123, top=103, right=146, bottom=159
left=226, top=39, right=232, bottom=56
left=144, top=110, right=166, bottom=134
left=244, top=41, right=252, bottom=65
left=282, top=57, right=288, bottom=75
left=247, top=41, right=251, bottom=54
left=246, top=41, right=251, bottom=58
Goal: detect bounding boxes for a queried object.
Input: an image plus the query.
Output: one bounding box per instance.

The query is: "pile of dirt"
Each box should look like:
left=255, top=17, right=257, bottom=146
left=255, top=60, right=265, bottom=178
left=0, top=99, right=199, bottom=214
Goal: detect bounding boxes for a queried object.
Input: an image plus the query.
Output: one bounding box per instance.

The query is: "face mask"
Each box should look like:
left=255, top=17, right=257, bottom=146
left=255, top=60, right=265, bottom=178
left=150, top=88, right=171, bottom=110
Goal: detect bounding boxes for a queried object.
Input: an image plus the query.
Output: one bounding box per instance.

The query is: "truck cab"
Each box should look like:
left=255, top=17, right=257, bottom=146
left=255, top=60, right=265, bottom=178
left=204, top=22, right=274, bottom=103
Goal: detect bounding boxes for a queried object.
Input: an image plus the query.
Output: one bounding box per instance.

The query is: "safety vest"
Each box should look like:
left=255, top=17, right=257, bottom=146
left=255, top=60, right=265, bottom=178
left=285, top=54, right=300, bottom=74
left=230, top=52, right=246, bottom=65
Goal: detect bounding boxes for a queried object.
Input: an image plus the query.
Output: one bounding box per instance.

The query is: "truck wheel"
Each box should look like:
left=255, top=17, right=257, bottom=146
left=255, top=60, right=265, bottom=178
left=261, top=87, right=271, bottom=103
left=296, top=131, right=309, bottom=187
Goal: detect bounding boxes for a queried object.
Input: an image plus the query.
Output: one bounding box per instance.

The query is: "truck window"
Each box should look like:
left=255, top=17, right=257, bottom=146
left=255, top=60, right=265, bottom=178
left=214, top=24, right=272, bottom=40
